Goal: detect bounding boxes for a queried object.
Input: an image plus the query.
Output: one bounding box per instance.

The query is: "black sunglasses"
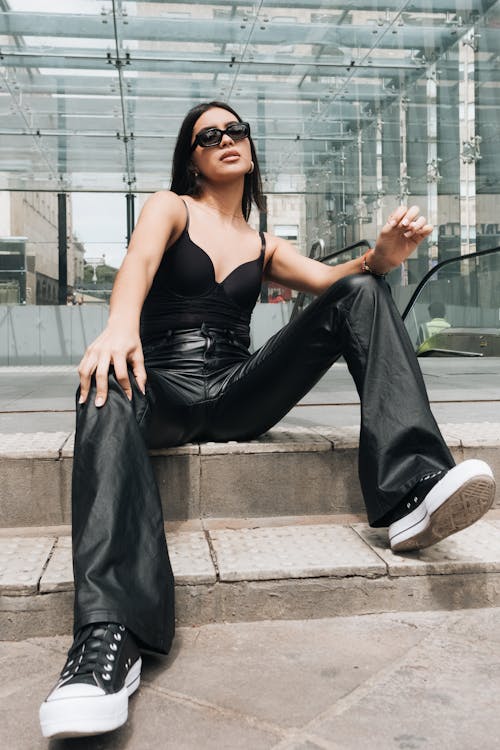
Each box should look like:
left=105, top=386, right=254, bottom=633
left=191, top=121, right=250, bottom=151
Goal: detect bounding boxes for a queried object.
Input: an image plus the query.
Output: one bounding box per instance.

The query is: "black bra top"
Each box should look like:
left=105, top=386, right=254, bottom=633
left=140, top=201, right=266, bottom=346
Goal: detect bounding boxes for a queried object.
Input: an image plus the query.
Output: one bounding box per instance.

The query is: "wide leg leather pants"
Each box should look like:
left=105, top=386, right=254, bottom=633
left=72, top=274, right=455, bottom=653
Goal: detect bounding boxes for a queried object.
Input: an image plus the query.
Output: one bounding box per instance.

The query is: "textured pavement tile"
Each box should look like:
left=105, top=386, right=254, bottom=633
left=439, top=422, right=500, bottom=446
left=167, top=531, right=216, bottom=584
left=310, top=426, right=360, bottom=449
left=353, top=520, right=500, bottom=576
left=432, top=424, right=462, bottom=447
left=0, top=537, right=54, bottom=595
left=39, top=537, right=73, bottom=593
left=0, top=432, right=69, bottom=458
left=200, top=427, right=332, bottom=455
left=60, top=431, right=75, bottom=457
left=209, top=524, right=386, bottom=581
left=62, top=435, right=200, bottom=458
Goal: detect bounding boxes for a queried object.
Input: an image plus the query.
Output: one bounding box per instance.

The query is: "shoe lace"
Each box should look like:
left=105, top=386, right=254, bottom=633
left=60, top=622, right=126, bottom=684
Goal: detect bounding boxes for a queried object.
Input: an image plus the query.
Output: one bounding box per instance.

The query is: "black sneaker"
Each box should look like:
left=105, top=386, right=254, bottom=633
left=389, top=459, right=495, bottom=553
left=39, top=622, right=141, bottom=739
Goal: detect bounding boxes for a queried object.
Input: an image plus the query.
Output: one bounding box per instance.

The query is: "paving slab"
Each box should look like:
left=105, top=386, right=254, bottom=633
left=309, top=425, right=360, bottom=449
left=307, top=611, right=500, bottom=750
left=1, top=609, right=500, bottom=750
left=141, top=611, right=430, bottom=731
left=200, top=427, right=332, bottom=455
left=2, top=360, right=500, bottom=434
left=441, top=421, right=500, bottom=446
left=353, top=520, right=500, bottom=576
left=39, top=531, right=217, bottom=591
left=39, top=536, right=72, bottom=593
left=209, top=525, right=386, bottom=582
left=167, top=531, right=217, bottom=585
left=0, top=537, right=54, bottom=595
left=0, top=432, right=69, bottom=459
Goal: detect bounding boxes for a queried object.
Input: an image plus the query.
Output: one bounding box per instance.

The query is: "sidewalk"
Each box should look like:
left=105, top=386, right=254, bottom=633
left=2, top=608, right=499, bottom=750
left=1, top=358, right=500, bottom=432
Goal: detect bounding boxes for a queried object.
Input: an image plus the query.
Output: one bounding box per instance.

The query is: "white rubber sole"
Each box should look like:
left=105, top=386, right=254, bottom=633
left=390, top=460, right=496, bottom=553
left=39, top=657, right=141, bottom=739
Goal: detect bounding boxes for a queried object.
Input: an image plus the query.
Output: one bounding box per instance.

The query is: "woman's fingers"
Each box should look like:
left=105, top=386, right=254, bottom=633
left=130, top=349, right=147, bottom=396
left=386, top=205, right=408, bottom=226
left=403, top=215, right=426, bottom=237
left=94, top=355, right=111, bottom=407
left=387, top=205, right=421, bottom=227
left=78, top=352, right=97, bottom=404
left=398, top=205, right=421, bottom=228
left=386, top=206, right=433, bottom=240
left=77, top=335, right=145, bottom=407
left=113, top=354, right=133, bottom=401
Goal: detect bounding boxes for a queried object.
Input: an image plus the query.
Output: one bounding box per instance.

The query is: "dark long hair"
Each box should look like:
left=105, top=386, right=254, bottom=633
left=170, top=101, right=265, bottom=221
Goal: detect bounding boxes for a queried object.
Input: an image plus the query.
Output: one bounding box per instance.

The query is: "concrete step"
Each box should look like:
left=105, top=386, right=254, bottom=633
left=0, top=424, right=499, bottom=527
left=2, top=514, right=500, bottom=641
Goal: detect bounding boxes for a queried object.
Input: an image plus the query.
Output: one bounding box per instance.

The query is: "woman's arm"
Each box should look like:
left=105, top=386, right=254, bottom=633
left=78, top=190, right=186, bottom=407
left=265, top=205, right=432, bottom=295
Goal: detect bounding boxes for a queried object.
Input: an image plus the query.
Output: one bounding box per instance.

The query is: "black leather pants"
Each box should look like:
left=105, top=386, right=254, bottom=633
left=72, top=274, right=454, bottom=653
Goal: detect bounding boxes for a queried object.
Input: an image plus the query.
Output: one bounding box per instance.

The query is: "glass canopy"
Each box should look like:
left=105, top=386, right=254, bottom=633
left=1, top=0, right=499, bottom=200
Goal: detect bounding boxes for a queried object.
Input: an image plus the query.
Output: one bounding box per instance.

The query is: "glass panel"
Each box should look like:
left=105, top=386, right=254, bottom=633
left=0, top=0, right=499, bottom=336
left=403, top=249, right=500, bottom=356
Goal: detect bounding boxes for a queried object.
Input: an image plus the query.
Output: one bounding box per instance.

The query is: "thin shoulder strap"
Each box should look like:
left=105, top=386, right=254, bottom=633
left=180, top=198, right=190, bottom=232
left=259, top=230, right=266, bottom=254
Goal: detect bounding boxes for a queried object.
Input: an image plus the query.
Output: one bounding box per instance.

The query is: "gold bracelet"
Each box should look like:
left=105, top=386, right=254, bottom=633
left=361, top=252, right=386, bottom=278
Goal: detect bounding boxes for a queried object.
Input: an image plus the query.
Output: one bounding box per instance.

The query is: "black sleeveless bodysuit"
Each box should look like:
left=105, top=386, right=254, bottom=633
left=140, top=204, right=266, bottom=348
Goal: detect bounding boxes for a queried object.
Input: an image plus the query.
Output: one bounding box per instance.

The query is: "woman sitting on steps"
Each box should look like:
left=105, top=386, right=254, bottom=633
left=39, top=100, right=496, bottom=740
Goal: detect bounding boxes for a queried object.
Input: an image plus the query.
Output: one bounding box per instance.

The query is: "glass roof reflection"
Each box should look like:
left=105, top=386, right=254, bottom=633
left=1, top=0, right=499, bottom=193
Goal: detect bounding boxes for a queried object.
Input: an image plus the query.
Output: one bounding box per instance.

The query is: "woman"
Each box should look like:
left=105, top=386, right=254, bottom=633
left=39, top=101, right=495, bottom=739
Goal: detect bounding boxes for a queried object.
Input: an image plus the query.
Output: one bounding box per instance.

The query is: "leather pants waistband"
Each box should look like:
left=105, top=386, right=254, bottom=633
left=143, top=325, right=250, bottom=350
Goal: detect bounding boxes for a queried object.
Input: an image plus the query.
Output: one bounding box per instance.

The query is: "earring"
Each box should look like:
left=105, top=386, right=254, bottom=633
left=248, top=161, right=254, bottom=175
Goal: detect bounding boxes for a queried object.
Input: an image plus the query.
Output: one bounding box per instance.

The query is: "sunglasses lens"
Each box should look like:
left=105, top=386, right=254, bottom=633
left=227, top=123, right=249, bottom=140
left=198, top=128, right=221, bottom=148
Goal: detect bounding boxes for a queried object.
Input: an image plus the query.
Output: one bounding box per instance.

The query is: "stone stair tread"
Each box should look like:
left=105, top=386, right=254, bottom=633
left=2, top=517, right=500, bottom=598
left=1, top=424, right=499, bottom=528
left=354, top=521, right=500, bottom=576
left=0, top=536, right=55, bottom=595
left=209, top=524, right=385, bottom=581
left=0, top=432, right=71, bottom=458
left=1, top=422, right=500, bottom=458
left=3, top=516, right=500, bottom=641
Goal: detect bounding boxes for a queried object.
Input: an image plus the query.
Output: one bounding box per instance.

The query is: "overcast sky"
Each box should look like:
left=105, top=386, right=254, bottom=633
left=72, top=193, right=146, bottom=270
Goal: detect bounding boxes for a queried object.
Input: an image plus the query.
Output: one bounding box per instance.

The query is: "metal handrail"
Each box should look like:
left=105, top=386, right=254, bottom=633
left=291, top=242, right=500, bottom=326
left=401, top=245, right=500, bottom=321
left=290, top=238, right=371, bottom=321
left=308, top=238, right=371, bottom=263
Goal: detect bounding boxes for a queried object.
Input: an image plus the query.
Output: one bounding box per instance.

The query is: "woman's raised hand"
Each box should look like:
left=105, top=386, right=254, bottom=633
left=77, top=325, right=147, bottom=407
left=370, top=205, right=433, bottom=275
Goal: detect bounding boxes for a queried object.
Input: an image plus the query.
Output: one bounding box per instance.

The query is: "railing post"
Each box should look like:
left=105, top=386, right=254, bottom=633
left=259, top=195, right=268, bottom=303
left=126, top=192, right=136, bottom=246
left=57, top=193, right=67, bottom=305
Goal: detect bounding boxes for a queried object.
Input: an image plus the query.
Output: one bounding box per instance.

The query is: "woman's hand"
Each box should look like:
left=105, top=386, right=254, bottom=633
left=369, top=205, right=433, bottom=275
left=78, top=325, right=146, bottom=407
